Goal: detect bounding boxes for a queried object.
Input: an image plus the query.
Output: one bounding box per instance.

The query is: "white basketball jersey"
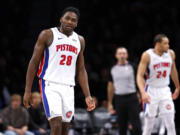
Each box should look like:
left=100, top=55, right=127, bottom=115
left=146, top=49, right=172, bottom=87
left=37, top=27, right=81, bottom=86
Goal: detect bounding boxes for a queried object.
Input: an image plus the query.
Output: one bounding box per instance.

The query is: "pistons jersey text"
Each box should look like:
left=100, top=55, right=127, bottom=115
left=146, top=49, right=172, bottom=87
left=37, top=27, right=81, bottom=86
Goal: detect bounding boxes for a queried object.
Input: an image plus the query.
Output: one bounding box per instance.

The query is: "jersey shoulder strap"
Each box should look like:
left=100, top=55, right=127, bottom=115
left=146, top=48, right=153, bottom=55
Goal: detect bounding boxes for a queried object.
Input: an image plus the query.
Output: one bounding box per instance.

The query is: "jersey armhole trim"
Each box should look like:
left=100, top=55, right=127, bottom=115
left=146, top=51, right=151, bottom=69
left=48, top=28, right=55, bottom=48
left=77, top=35, right=82, bottom=53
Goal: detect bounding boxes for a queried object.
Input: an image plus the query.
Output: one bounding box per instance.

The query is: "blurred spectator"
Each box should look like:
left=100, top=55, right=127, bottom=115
left=101, top=100, right=108, bottom=109
left=0, top=116, right=5, bottom=134
left=91, top=97, right=119, bottom=135
left=1, top=0, right=180, bottom=133
left=2, top=94, right=34, bottom=135
left=28, top=92, right=49, bottom=135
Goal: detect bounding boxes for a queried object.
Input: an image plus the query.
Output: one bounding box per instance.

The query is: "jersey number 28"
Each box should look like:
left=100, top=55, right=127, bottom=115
left=60, top=55, right=72, bottom=66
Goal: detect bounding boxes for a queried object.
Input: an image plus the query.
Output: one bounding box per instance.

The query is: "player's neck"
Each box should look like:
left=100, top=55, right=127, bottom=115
left=154, top=47, right=164, bottom=56
left=58, top=27, right=73, bottom=37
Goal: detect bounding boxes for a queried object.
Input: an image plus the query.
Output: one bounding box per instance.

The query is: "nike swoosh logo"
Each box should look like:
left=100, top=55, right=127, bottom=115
left=72, top=39, right=77, bottom=42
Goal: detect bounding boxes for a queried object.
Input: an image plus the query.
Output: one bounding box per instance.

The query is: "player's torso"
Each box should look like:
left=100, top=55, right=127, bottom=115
left=146, top=49, right=172, bottom=87
left=38, top=27, right=81, bottom=86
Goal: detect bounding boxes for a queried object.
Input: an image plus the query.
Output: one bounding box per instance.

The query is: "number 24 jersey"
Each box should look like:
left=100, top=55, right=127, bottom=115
left=146, top=49, right=172, bottom=88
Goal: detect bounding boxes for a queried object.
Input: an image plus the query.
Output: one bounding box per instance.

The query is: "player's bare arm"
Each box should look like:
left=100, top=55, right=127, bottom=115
left=136, top=52, right=151, bottom=104
left=170, top=49, right=180, bottom=100
left=76, top=35, right=95, bottom=111
left=107, top=81, right=115, bottom=113
left=23, top=29, right=53, bottom=108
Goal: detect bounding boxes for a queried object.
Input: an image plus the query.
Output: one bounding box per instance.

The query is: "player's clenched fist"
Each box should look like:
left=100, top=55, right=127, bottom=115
left=141, top=91, right=150, bottom=104
left=85, top=96, right=96, bottom=111
left=172, top=87, right=180, bottom=100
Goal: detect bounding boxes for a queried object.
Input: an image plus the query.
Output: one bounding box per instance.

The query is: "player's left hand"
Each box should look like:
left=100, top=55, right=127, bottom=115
left=172, top=88, right=180, bottom=100
left=85, top=96, right=96, bottom=111
left=23, top=91, right=33, bottom=109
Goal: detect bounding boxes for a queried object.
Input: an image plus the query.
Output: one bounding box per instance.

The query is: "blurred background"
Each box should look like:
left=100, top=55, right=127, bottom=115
left=0, top=0, right=180, bottom=134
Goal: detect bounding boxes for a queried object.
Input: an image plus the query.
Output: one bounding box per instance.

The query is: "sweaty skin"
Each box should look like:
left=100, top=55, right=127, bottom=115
left=136, top=49, right=180, bottom=104
left=24, top=11, right=95, bottom=135
left=23, top=29, right=95, bottom=110
left=136, top=52, right=151, bottom=104
left=77, top=35, right=95, bottom=111
left=169, top=50, right=180, bottom=100
left=24, top=29, right=52, bottom=108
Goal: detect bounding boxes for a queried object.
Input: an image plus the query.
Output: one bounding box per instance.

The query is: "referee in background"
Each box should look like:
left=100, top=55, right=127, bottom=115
left=107, top=47, right=141, bottom=135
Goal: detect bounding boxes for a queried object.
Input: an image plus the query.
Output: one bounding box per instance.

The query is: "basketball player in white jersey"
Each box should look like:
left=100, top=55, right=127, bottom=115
left=137, top=34, right=180, bottom=135
left=23, top=7, right=95, bottom=135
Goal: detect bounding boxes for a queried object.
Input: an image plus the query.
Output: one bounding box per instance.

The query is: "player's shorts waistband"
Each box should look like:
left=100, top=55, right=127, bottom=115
left=146, top=85, right=169, bottom=89
left=40, top=79, right=74, bottom=87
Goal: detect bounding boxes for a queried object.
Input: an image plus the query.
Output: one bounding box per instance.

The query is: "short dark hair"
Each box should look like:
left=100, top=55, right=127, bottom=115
left=153, top=34, right=168, bottom=45
left=61, top=7, right=80, bottom=19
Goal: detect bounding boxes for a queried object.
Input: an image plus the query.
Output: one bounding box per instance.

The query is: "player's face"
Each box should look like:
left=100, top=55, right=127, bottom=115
left=115, top=48, right=128, bottom=62
left=159, top=37, right=169, bottom=52
left=60, top=11, right=78, bottom=33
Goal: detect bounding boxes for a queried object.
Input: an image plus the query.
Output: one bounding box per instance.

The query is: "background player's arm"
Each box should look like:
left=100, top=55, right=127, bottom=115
left=170, top=49, right=180, bottom=100
left=136, top=52, right=150, bottom=103
left=76, top=35, right=95, bottom=111
left=107, top=81, right=115, bottom=113
left=24, top=30, right=52, bottom=108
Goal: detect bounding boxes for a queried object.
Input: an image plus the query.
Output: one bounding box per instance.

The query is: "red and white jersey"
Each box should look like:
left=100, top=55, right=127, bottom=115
left=146, top=49, right=172, bottom=88
left=37, top=27, right=81, bottom=86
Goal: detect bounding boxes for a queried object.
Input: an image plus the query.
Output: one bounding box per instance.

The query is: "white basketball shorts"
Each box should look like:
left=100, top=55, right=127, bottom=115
left=143, top=85, right=175, bottom=117
left=39, top=79, right=74, bottom=122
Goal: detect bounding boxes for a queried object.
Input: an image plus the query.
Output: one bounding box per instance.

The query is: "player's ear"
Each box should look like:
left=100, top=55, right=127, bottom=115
left=74, top=20, right=78, bottom=28
left=75, top=23, right=78, bottom=28
left=156, top=42, right=160, bottom=46
left=60, top=17, right=63, bottom=24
